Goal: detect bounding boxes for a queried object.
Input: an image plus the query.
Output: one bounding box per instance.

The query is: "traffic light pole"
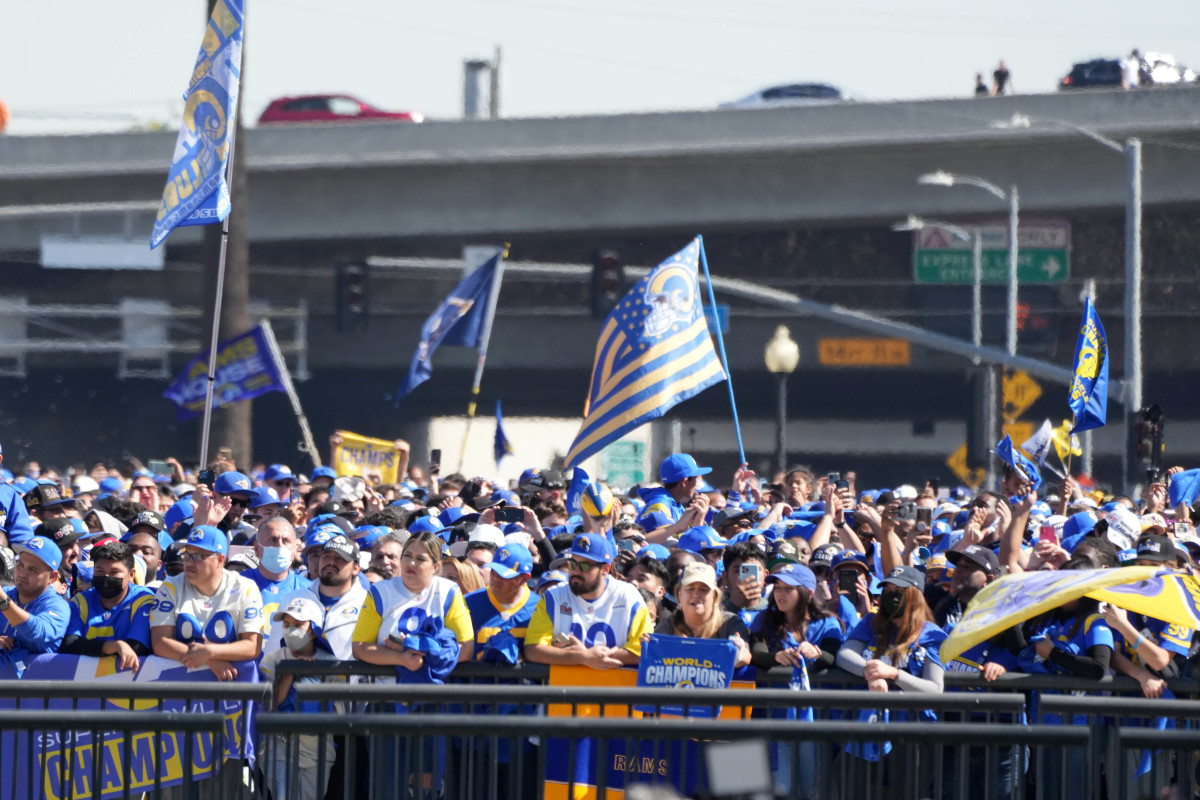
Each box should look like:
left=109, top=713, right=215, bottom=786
left=1123, top=139, right=1143, bottom=494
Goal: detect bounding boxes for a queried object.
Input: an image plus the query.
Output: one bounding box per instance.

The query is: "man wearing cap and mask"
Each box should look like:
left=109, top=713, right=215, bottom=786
left=249, top=517, right=311, bottom=620
left=60, top=541, right=154, bottom=671
left=264, top=534, right=367, bottom=661
left=150, top=525, right=264, bottom=681
left=636, top=454, right=715, bottom=544
left=526, top=533, right=652, bottom=669
left=0, top=444, right=34, bottom=548
left=939, top=545, right=1019, bottom=680
left=0, top=535, right=71, bottom=674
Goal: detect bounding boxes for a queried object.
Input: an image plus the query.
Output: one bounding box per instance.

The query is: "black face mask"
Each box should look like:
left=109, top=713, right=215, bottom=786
left=878, top=592, right=905, bottom=619
left=93, top=576, right=125, bottom=600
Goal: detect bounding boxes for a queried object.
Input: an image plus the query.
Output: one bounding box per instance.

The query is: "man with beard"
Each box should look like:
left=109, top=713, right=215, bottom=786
left=265, top=534, right=366, bottom=660
left=525, top=533, right=652, bottom=669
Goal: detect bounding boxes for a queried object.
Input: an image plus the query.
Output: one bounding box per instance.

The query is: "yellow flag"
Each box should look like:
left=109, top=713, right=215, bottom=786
left=332, top=430, right=400, bottom=484
left=1051, top=419, right=1083, bottom=460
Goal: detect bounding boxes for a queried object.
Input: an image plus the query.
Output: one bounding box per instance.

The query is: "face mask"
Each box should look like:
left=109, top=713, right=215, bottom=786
left=879, top=592, right=905, bottom=619
left=260, top=546, right=293, bottom=574
left=283, top=626, right=313, bottom=652
left=93, top=575, right=125, bottom=600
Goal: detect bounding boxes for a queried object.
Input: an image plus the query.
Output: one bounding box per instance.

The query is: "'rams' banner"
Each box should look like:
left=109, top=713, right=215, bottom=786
left=332, top=430, right=401, bottom=484
left=150, top=0, right=245, bottom=248
left=941, top=567, right=1200, bottom=663
left=564, top=239, right=727, bottom=469
left=163, top=323, right=285, bottom=420
left=0, top=654, right=257, bottom=800
left=636, top=634, right=736, bottom=718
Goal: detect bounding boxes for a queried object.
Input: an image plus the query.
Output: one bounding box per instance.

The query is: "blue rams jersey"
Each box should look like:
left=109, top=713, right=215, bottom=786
left=246, top=569, right=312, bottom=621
left=464, top=585, right=540, bottom=663
left=635, top=487, right=685, bottom=532
left=1117, top=614, right=1192, bottom=664
left=0, top=485, right=34, bottom=546
left=847, top=616, right=948, bottom=678
left=65, top=585, right=155, bottom=649
left=1021, top=613, right=1113, bottom=676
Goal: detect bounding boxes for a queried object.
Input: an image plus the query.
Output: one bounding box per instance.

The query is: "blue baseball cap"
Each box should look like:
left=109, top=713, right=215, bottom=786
left=488, top=543, right=534, bottom=579
left=492, top=489, right=520, bottom=506
left=213, top=471, right=254, bottom=497
left=14, top=536, right=63, bottom=571
left=1061, top=511, right=1098, bottom=541
left=696, top=478, right=717, bottom=494
left=264, top=464, right=295, bottom=483
left=831, top=550, right=870, bottom=574
left=251, top=486, right=283, bottom=509
left=408, top=516, right=445, bottom=536
left=569, top=532, right=613, bottom=564
left=311, top=466, right=337, bottom=482
left=677, top=526, right=726, bottom=554
left=12, top=476, right=37, bottom=496
left=97, top=477, right=123, bottom=494
left=636, top=543, right=672, bottom=560
left=767, top=562, right=817, bottom=592
left=183, top=525, right=229, bottom=556
left=659, top=454, right=713, bottom=484
left=439, top=507, right=479, bottom=527
left=536, top=569, right=568, bottom=590
left=304, top=524, right=342, bottom=551
left=354, top=525, right=388, bottom=549
left=0, top=468, right=12, bottom=483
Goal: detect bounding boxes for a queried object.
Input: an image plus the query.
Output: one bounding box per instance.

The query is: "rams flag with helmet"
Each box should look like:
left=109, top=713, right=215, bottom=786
left=565, top=239, right=727, bottom=468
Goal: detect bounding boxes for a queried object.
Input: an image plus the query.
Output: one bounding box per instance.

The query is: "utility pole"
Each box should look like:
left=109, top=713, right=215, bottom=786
left=202, top=0, right=251, bottom=470
left=489, top=46, right=501, bottom=119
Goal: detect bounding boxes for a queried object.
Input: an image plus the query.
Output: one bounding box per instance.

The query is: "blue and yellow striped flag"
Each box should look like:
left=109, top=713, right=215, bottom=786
left=564, top=239, right=726, bottom=468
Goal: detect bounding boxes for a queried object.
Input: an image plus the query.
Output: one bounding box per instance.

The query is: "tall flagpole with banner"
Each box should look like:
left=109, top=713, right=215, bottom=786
left=259, top=319, right=322, bottom=468
left=151, top=0, right=245, bottom=468
left=458, top=246, right=509, bottom=471
left=697, top=236, right=745, bottom=465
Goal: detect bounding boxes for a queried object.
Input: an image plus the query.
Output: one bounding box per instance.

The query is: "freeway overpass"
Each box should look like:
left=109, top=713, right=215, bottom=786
left=2, top=86, right=1200, bottom=249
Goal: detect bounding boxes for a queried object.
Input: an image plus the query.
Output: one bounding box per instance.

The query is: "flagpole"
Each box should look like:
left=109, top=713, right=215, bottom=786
left=260, top=319, right=322, bottom=468
left=457, top=246, right=509, bottom=472
left=698, top=236, right=746, bottom=464
left=197, top=133, right=238, bottom=469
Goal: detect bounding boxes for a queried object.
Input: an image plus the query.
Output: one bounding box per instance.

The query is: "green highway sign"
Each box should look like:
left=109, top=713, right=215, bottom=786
left=912, top=220, right=1070, bottom=285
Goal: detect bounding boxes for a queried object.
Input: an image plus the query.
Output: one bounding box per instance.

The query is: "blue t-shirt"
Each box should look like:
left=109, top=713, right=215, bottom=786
left=464, top=585, right=540, bottom=665
left=0, top=485, right=34, bottom=546
left=65, top=584, right=155, bottom=649
left=835, top=594, right=861, bottom=632
left=1020, top=612, right=1113, bottom=676
left=749, top=613, right=843, bottom=657
left=635, top=487, right=685, bottom=532
left=846, top=616, right=947, bottom=678
left=0, top=585, right=70, bottom=661
left=247, top=569, right=312, bottom=618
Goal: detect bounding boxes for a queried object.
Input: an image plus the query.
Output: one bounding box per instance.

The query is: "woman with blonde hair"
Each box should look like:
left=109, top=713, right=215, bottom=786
left=654, top=563, right=750, bottom=667
left=442, top=556, right=486, bottom=596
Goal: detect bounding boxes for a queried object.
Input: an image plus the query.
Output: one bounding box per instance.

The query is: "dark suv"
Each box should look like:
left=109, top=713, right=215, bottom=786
left=1059, top=59, right=1123, bottom=89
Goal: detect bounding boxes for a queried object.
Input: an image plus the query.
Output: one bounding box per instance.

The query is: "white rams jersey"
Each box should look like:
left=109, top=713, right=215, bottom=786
left=352, top=575, right=473, bottom=646
left=526, top=577, right=651, bottom=654
left=265, top=582, right=368, bottom=661
left=150, top=572, right=265, bottom=644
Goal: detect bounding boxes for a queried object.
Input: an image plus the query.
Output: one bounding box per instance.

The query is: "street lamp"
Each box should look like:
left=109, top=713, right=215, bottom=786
left=764, top=325, right=800, bottom=475
left=892, top=216, right=983, bottom=358
left=918, top=171, right=1020, bottom=358
left=994, top=112, right=1142, bottom=490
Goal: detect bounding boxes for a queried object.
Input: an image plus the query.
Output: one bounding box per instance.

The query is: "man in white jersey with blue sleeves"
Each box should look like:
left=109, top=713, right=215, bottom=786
left=525, top=533, right=652, bottom=669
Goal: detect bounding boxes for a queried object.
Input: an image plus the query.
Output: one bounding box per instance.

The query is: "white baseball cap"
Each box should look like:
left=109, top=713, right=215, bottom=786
left=468, top=523, right=506, bottom=548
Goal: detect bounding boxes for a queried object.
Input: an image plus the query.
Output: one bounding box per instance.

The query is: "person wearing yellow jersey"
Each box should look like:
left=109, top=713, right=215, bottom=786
left=525, top=533, right=651, bottom=669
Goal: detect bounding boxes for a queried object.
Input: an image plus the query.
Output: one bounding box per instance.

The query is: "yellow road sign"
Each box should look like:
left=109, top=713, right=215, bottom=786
left=946, top=443, right=986, bottom=488
left=1002, top=369, right=1041, bottom=422
left=818, top=338, right=911, bottom=367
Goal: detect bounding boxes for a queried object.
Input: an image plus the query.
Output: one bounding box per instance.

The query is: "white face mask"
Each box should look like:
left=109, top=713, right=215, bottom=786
left=283, top=625, right=313, bottom=652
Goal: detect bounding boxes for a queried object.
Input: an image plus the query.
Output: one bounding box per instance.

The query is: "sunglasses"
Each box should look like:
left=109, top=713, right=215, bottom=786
left=132, top=485, right=157, bottom=492
left=566, top=559, right=601, bottom=572
left=227, top=497, right=251, bottom=508
left=182, top=551, right=216, bottom=563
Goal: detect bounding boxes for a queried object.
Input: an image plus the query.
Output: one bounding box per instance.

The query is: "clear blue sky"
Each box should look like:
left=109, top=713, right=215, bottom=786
left=4, top=0, right=1198, bottom=133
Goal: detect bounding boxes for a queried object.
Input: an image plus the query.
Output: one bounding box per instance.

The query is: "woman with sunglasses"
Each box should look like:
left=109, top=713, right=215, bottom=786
left=352, top=531, right=475, bottom=795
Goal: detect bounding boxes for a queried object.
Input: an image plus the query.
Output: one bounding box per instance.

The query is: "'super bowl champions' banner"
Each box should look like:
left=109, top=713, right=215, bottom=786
left=0, top=655, right=257, bottom=800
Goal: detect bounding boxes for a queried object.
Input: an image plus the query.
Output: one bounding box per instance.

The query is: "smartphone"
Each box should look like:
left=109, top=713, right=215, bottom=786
left=827, top=472, right=840, bottom=484
left=551, top=632, right=572, bottom=647
left=837, top=570, right=859, bottom=593
left=148, top=459, right=170, bottom=476
left=915, top=507, right=932, bottom=530
left=495, top=506, right=524, bottom=524
left=1039, top=524, right=1059, bottom=545
left=430, top=449, right=441, bottom=475
left=388, top=632, right=406, bottom=645
left=1175, top=522, right=1194, bottom=539
left=617, top=538, right=637, bottom=553
left=197, top=469, right=216, bottom=488
left=897, top=501, right=917, bottom=522
left=738, top=562, right=762, bottom=583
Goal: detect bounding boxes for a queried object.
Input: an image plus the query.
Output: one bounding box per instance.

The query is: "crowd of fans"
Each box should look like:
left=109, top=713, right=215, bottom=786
left=0, top=438, right=1194, bottom=798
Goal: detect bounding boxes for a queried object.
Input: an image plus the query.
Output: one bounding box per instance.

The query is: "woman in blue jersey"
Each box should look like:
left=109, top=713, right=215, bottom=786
left=352, top=531, right=474, bottom=797
left=749, top=562, right=844, bottom=797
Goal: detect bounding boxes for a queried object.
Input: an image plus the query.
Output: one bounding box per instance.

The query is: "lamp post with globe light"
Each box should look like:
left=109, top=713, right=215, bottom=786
left=764, top=325, right=801, bottom=476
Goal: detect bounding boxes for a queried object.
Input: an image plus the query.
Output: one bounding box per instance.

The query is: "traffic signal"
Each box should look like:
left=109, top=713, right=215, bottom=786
left=590, top=248, right=624, bottom=319
left=336, top=261, right=369, bottom=330
left=1131, top=404, right=1165, bottom=482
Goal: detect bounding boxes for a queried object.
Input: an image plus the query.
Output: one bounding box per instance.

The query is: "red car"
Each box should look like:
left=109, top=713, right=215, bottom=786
left=257, top=94, right=424, bottom=125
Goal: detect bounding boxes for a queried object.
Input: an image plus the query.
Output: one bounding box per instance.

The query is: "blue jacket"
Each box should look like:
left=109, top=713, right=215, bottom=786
left=0, top=485, right=34, bottom=546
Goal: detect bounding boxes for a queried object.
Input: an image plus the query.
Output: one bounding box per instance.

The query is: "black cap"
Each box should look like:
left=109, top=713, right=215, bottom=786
left=882, top=565, right=925, bottom=592
left=133, top=510, right=167, bottom=533
left=1136, top=533, right=1174, bottom=564
left=163, top=542, right=186, bottom=566
left=316, top=501, right=346, bottom=517
left=713, top=506, right=755, bottom=529
left=322, top=534, right=359, bottom=563
left=25, top=485, right=73, bottom=512
left=36, top=517, right=83, bottom=549
left=810, top=543, right=842, bottom=568
left=523, top=469, right=565, bottom=490
left=946, top=544, right=999, bottom=577
left=875, top=491, right=897, bottom=506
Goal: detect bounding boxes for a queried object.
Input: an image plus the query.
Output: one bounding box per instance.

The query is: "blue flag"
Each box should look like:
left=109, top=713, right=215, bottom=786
left=1169, top=469, right=1200, bottom=509
left=1068, top=298, right=1109, bottom=434
left=150, top=0, right=245, bottom=249
left=163, top=324, right=285, bottom=420
left=565, top=467, right=590, bottom=515
left=493, top=399, right=514, bottom=467
left=993, top=434, right=1043, bottom=492
left=394, top=253, right=502, bottom=404
left=564, top=238, right=726, bottom=468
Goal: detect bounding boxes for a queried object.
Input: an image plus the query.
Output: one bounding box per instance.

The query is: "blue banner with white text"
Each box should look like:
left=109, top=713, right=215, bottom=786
left=162, top=323, right=285, bottom=420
